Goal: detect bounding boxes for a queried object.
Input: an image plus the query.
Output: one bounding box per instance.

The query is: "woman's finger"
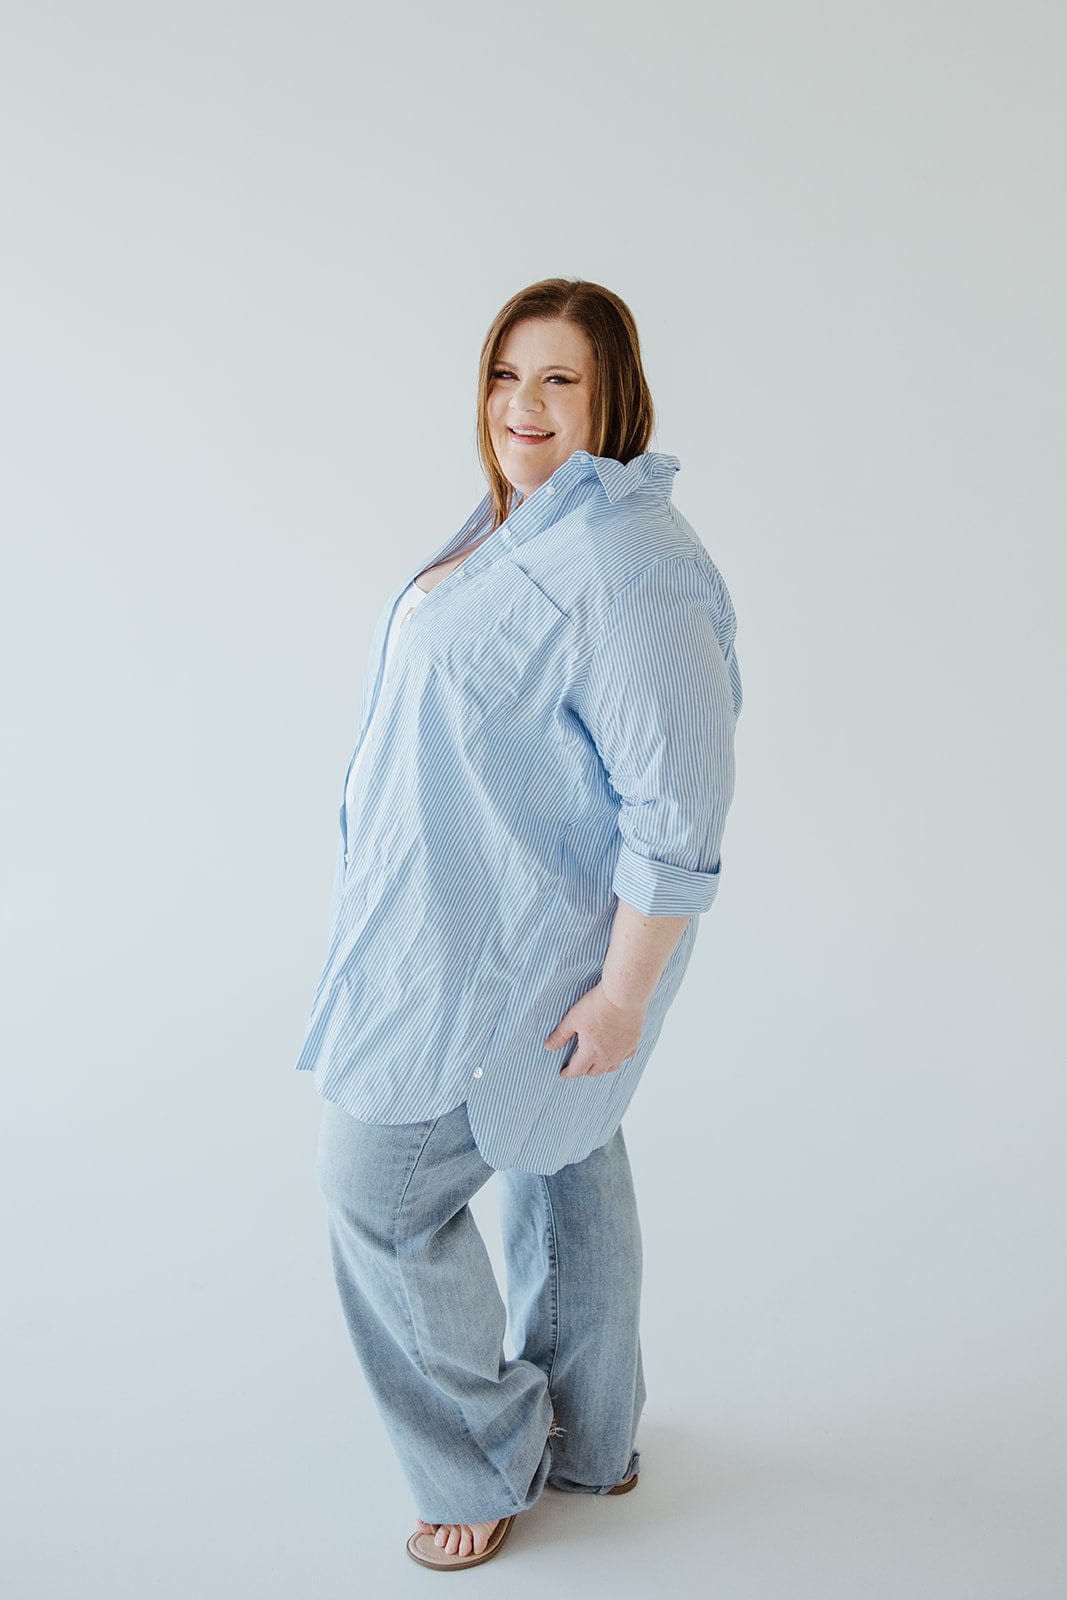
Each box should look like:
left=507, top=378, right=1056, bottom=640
left=561, top=1056, right=593, bottom=1077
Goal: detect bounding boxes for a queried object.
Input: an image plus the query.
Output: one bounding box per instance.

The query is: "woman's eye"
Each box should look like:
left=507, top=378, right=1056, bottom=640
left=491, top=370, right=573, bottom=384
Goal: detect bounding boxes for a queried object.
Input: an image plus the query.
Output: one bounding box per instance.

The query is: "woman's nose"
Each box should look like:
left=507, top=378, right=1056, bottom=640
left=509, top=379, right=544, bottom=413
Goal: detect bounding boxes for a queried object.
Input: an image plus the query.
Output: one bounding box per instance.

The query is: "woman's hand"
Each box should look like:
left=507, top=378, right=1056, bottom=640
left=544, top=982, right=648, bottom=1078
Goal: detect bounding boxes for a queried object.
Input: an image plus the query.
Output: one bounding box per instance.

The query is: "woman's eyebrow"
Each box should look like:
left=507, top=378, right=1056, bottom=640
left=494, top=361, right=582, bottom=375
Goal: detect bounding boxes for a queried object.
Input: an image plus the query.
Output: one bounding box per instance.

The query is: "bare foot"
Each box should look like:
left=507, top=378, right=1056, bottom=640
left=413, top=1517, right=501, bottom=1558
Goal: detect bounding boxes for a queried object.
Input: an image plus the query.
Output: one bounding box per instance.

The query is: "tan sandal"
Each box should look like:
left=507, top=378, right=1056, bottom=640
left=608, top=1472, right=639, bottom=1494
left=406, top=1514, right=515, bottom=1570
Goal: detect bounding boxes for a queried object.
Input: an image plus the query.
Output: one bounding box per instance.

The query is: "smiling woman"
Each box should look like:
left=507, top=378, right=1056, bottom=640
left=476, top=276, right=656, bottom=530
left=486, top=319, right=597, bottom=496
left=299, top=276, right=743, bottom=1572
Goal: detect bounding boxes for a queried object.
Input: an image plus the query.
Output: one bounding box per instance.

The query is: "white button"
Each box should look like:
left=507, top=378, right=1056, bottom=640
left=472, top=1067, right=483, bottom=1079
left=545, top=485, right=556, bottom=496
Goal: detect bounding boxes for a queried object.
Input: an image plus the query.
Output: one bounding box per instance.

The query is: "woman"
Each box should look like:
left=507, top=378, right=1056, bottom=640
left=297, top=278, right=743, bottom=1570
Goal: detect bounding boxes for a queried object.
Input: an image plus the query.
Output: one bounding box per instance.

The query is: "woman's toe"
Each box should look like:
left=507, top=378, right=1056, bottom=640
left=474, top=1519, right=501, bottom=1555
left=424, top=1516, right=500, bottom=1559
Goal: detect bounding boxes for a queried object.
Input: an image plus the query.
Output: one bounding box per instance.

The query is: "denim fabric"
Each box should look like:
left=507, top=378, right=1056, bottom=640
left=315, top=1095, right=645, bottom=1523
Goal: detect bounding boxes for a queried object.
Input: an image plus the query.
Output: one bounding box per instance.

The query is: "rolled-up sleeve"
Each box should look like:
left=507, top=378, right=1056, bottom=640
left=572, top=556, right=741, bottom=916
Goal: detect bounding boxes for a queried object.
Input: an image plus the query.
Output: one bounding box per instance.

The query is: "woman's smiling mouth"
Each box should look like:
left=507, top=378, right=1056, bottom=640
left=508, top=425, right=555, bottom=444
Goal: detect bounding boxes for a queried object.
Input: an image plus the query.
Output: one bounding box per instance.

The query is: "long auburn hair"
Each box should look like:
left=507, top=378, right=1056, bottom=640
left=475, top=278, right=656, bottom=531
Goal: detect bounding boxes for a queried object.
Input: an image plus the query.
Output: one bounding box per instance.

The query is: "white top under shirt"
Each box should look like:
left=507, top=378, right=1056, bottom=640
left=344, top=577, right=430, bottom=810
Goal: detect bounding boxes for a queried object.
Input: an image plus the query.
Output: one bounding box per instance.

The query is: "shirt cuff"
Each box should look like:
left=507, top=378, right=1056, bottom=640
left=611, top=840, right=721, bottom=916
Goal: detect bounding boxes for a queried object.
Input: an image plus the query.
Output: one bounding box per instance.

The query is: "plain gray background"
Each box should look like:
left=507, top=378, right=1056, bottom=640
left=2, top=2, right=1064, bottom=1595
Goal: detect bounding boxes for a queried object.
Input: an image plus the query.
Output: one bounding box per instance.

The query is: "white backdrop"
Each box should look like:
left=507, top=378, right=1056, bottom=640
left=2, top=3, right=1064, bottom=1596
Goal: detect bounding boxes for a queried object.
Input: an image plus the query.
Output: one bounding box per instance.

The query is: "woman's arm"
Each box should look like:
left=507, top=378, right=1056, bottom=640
left=601, top=900, right=690, bottom=1011
left=543, top=554, right=740, bottom=1081
left=543, top=900, right=689, bottom=1079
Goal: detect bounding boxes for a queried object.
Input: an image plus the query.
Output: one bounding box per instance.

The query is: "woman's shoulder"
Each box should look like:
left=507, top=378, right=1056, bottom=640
left=539, top=490, right=725, bottom=617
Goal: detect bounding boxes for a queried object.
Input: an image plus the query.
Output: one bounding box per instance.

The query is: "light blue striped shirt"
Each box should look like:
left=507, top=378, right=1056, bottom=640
left=293, top=449, right=743, bottom=1173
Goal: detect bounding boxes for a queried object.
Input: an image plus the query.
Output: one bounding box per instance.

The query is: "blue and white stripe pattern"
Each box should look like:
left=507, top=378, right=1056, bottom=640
left=293, top=449, right=743, bottom=1173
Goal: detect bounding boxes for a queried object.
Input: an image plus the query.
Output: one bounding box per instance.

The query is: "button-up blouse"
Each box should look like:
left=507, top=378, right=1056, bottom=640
left=293, top=449, right=743, bottom=1173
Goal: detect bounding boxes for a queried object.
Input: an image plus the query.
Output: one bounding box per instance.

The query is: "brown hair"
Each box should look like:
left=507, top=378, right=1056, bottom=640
left=475, top=278, right=656, bottom=530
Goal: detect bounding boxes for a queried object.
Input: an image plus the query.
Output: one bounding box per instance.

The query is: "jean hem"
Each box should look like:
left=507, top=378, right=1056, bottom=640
left=414, top=1430, right=555, bottom=1525
left=546, top=1445, right=641, bottom=1496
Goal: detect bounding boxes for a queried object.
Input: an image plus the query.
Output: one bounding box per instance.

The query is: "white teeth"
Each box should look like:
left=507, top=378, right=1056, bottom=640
left=511, top=427, right=551, bottom=436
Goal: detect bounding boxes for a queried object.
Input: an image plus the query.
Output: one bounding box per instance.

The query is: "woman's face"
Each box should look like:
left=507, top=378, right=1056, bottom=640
left=487, top=317, right=596, bottom=500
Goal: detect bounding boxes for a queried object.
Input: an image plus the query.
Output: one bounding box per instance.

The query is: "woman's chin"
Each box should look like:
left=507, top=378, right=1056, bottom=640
left=506, top=466, right=554, bottom=499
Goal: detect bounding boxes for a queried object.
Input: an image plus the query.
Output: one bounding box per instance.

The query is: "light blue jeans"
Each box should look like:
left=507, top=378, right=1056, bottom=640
left=314, top=1096, right=645, bottom=1525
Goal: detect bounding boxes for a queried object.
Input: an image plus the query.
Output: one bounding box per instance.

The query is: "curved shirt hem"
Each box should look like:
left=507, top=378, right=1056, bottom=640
left=308, top=1075, right=627, bottom=1176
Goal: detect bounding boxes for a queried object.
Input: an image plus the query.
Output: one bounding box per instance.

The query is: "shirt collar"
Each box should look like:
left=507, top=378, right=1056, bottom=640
left=584, top=450, right=681, bottom=503
left=511, top=449, right=680, bottom=520
left=446, top=450, right=681, bottom=578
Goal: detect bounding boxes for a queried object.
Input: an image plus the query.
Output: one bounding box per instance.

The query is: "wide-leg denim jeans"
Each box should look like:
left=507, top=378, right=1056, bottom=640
left=314, top=1096, right=645, bottom=1525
